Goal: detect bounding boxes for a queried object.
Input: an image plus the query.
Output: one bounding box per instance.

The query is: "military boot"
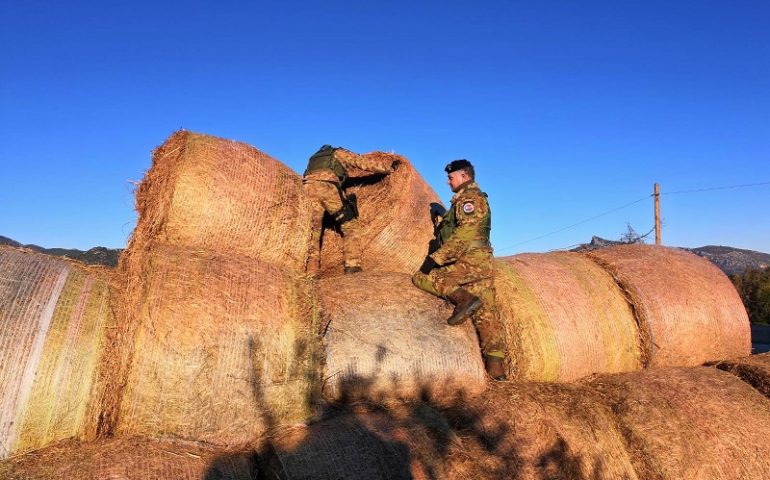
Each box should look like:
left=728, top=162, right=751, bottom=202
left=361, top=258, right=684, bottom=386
left=484, top=355, right=506, bottom=381
left=446, top=289, right=482, bottom=326
left=344, top=266, right=363, bottom=274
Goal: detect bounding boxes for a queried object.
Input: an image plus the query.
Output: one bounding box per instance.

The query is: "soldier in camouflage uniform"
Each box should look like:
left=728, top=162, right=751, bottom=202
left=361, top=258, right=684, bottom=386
left=304, top=145, right=395, bottom=274
left=412, top=159, right=507, bottom=380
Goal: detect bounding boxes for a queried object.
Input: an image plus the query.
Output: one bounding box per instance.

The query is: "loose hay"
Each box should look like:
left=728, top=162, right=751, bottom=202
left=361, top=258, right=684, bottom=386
left=443, top=381, right=639, bottom=480
left=113, top=244, right=319, bottom=447
left=494, top=252, right=643, bottom=381
left=318, top=152, right=440, bottom=276
left=319, top=272, right=487, bottom=403
left=713, top=352, right=770, bottom=398
left=0, top=246, right=115, bottom=459
left=132, top=130, right=313, bottom=271
left=588, top=367, right=770, bottom=480
left=587, top=245, right=751, bottom=366
left=0, top=437, right=257, bottom=480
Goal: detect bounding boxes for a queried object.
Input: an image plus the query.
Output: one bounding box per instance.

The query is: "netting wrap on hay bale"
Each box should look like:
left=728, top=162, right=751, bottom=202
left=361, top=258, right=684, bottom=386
left=494, top=252, right=642, bottom=381
left=319, top=272, right=487, bottom=403
left=0, top=437, right=257, bottom=480
left=114, top=244, right=318, bottom=447
left=588, top=367, right=770, bottom=480
left=443, top=381, right=639, bottom=480
left=587, top=245, right=751, bottom=366
left=132, top=130, right=313, bottom=271
left=0, top=247, right=115, bottom=459
left=713, top=352, right=770, bottom=398
left=318, top=152, right=440, bottom=276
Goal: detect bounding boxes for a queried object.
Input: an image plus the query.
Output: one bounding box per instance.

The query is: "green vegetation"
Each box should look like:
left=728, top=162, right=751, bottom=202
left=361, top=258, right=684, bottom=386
left=731, top=267, right=770, bottom=324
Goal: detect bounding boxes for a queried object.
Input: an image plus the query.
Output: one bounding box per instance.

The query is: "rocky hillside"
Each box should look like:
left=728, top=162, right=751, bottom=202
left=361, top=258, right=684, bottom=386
left=0, top=235, right=122, bottom=268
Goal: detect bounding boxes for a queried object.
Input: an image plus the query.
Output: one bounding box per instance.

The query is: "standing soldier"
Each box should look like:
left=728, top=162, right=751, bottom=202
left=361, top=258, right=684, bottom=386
left=304, top=145, right=396, bottom=274
left=412, top=159, right=507, bottom=380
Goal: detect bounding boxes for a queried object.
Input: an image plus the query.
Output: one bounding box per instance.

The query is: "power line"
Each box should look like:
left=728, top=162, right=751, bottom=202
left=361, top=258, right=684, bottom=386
left=497, top=194, right=652, bottom=252
left=661, top=181, right=770, bottom=196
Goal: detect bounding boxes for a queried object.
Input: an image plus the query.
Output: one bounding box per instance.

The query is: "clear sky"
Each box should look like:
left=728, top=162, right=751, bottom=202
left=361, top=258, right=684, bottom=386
left=1, top=1, right=768, bottom=254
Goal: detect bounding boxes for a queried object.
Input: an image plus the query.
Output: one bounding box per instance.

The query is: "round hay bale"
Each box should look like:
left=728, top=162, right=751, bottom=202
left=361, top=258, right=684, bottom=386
left=318, top=152, right=439, bottom=276
left=132, top=130, right=313, bottom=271
left=0, top=246, right=115, bottom=459
left=588, top=367, right=770, bottom=480
left=713, top=352, right=770, bottom=398
left=114, top=244, right=319, bottom=447
left=443, top=382, right=639, bottom=480
left=494, top=252, right=643, bottom=381
left=319, top=272, right=487, bottom=404
left=265, top=407, right=449, bottom=480
left=0, top=437, right=257, bottom=479
left=587, top=245, right=751, bottom=366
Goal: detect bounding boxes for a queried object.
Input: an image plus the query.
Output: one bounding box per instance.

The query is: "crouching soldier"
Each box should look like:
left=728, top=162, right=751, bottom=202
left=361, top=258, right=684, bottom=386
left=304, top=145, right=396, bottom=274
left=412, top=159, right=507, bottom=380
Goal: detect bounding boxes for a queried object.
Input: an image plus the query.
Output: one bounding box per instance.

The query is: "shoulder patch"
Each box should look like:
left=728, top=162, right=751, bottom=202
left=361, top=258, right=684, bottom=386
left=462, top=202, right=475, bottom=214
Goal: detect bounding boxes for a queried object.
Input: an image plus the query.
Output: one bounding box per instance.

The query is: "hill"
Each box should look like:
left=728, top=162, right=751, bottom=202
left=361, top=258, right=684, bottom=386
left=0, top=235, right=122, bottom=268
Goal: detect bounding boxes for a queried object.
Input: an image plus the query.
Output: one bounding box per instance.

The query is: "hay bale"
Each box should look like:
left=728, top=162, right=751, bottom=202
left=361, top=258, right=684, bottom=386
left=588, top=367, right=770, bottom=480
left=265, top=406, right=450, bottom=480
left=443, top=382, right=639, bottom=480
left=113, top=244, right=319, bottom=447
left=0, top=437, right=257, bottom=479
left=587, top=245, right=751, bottom=366
left=713, top=352, right=770, bottom=398
left=494, top=252, right=643, bottom=381
left=319, top=272, right=487, bottom=403
left=318, top=152, right=440, bottom=276
left=131, top=130, right=313, bottom=271
left=0, top=246, right=115, bottom=459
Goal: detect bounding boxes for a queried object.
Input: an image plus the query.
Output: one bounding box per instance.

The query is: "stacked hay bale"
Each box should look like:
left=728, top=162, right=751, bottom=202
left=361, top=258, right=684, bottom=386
left=588, top=367, right=770, bottom=479
left=318, top=272, right=487, bottom=404
left=587, top=245, right=751, bottom=366
left=318, top=152, right=439, bottom=277
left=713, top=352, right=770, bottom=397
left=105, top=131, right=319, bottom=448
left=494, top=252, right=642, bottom=381
left=0, top=246, right=115, bottom=459
left=0, top=437, right=257, bottom=479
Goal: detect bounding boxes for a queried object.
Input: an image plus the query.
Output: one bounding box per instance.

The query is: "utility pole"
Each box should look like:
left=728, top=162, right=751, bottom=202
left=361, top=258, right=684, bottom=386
left=654, top=183, right=661, bottom=245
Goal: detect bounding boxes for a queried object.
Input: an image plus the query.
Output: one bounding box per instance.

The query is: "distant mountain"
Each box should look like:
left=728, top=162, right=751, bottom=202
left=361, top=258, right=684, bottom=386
left=0, top=235, right=122, bottom=268
left=572, top=236, right=769, bottom=276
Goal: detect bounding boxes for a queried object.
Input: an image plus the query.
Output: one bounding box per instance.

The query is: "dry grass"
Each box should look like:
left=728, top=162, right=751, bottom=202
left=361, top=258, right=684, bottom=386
left=713, top=352, right=770, bottom=398
left=0, top=436, right=257, bottom=479
left=112, top=244, right=319, bottom=448
left=318, top=152, right=440, bottom=277
left=132, top=130, right=313, bottom=271
left=318, top=272, right=487, bottom=404
left=587, top=245, right=751, bottom=367
left=494, top=252, right=642, bottom=382
left=587, top=366, right=770, bottom=480
left=0, top=246, right=115, bottom=459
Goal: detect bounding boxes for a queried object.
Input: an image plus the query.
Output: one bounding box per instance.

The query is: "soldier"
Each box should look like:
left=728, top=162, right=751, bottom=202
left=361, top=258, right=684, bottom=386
left=412, top=159, right=507, bottom=380
left=304, top=145, right=396, bottom=274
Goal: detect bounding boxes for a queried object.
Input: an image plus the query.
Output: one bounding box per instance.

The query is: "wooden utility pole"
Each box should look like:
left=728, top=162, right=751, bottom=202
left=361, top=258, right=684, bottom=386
left=654, top=183, right=661, bottom=245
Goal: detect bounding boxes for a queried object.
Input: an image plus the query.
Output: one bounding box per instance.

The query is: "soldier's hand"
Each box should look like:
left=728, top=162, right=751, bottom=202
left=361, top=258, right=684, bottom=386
left=419, top=257, right=438, bottom=274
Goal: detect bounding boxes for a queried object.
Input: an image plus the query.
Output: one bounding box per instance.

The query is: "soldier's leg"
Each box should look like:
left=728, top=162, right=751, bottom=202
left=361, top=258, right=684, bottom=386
left=467, top=280, right=507, bottom=380
left=303, top=183, right=331, bottom=275
left=412, top=264, right=460, bottom=299
left=339, top=217, right=362, bottom=269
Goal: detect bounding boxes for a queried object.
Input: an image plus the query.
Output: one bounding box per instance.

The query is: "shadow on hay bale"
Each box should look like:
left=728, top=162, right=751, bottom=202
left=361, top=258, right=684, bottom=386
left=494, top=252, right=643, bottom=382
left=318, top=272, right=487, bottom=405
left=587, top=245, right=751, bottom=367
left=318, top=152, right=440, bottom=277
left=0, top=436, right=258, bottom=480
left=0, top=246, right=117, bottom=460
left=712, top=352, right=770, bottom=398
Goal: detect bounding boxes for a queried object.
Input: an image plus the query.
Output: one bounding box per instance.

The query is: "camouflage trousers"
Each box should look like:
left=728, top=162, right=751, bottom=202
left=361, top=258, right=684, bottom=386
left=304, top=180, right=362, bottom=272
left=412, top=255, right=507, bottom=361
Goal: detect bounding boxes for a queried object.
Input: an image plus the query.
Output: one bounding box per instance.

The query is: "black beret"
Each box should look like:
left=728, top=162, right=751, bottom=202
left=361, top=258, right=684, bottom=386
left=444, top=159, right=473, bottom=174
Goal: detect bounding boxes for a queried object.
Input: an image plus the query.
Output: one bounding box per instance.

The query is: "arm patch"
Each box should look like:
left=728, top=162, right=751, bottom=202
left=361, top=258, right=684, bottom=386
left=462, top=202, right=475, bottom=214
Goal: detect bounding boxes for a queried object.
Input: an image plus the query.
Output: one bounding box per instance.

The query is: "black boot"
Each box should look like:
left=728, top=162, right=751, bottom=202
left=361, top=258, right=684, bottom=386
left=344, top=266, right=363, bottom=274
left=446, top=289, right=482, bottom=326
left=484, top=355, right=507, bottom=381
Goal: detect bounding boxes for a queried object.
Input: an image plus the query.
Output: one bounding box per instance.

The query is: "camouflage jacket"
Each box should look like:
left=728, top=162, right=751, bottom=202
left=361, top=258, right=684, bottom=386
left=430, top=181, right=492, bottom=266
left=303, top=148, right=392, bottom=185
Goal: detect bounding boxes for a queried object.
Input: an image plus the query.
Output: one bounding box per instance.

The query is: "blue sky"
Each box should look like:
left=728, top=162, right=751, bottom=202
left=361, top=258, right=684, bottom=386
left=1, top=1, right=768, bottom=253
